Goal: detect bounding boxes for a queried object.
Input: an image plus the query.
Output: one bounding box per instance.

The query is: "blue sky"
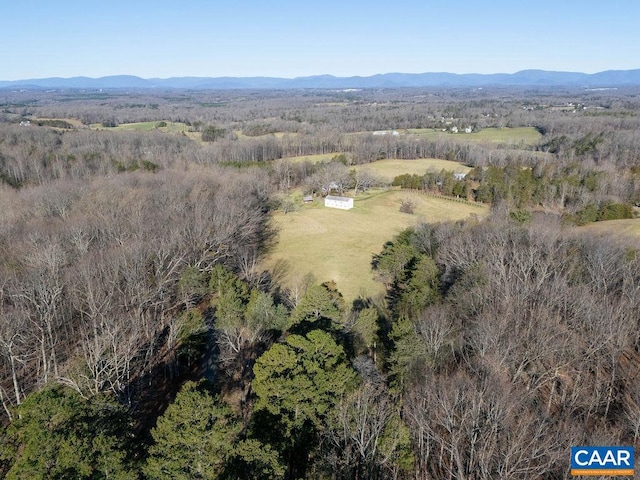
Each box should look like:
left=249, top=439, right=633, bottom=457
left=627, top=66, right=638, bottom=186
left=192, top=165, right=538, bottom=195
left=1, top=0, right=638, bottom=80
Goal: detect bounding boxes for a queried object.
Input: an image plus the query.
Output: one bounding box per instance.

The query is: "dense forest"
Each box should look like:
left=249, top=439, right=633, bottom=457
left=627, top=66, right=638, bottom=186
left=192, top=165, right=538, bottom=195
left=0, top=86, right=639, bottom=478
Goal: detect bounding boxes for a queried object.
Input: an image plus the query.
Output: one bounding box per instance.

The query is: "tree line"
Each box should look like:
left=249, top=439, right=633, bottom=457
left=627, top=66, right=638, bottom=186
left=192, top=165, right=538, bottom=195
left=392, top=162, right=639, bottom=221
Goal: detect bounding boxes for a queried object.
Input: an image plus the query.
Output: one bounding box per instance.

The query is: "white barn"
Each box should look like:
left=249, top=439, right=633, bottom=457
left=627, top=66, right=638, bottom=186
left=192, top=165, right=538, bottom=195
left=325, top=195, right=354, bottom=210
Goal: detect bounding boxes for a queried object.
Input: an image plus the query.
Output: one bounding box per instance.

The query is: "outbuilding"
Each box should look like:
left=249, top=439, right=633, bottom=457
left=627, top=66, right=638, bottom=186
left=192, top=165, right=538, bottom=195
left=324, top=195, right=354, bottom=210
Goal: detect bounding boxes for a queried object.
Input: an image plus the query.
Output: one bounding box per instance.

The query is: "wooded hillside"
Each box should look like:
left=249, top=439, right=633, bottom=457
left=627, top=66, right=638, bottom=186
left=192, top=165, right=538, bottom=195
left=0, top=86, right=639, bottom=478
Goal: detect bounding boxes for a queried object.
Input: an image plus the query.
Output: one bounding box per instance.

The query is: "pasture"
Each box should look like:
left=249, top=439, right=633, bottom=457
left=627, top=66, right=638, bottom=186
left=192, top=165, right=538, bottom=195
left=405, top=126, right=542, bottom=146
left=263, top=188, right=487, bottom=304
left=91, top=121, right=190, bottom=133
left=353, top=158, right=471, bottom=183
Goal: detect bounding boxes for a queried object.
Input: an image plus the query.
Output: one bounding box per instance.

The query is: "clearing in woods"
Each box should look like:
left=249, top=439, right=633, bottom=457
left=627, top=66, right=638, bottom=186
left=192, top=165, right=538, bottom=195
left=352, top=158, right=472, bottom=183
left=405, top=126, right=542, bottom=145
left=263, top=188, right=487, bottom=304
left=580, top=218, right=640, bottom=244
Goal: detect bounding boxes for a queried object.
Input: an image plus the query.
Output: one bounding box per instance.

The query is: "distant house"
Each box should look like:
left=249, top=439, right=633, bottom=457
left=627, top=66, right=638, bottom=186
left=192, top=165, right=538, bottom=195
left=454, top=173, right=467, bottom=181
left=325, top=195, right=354, bottom=210
left=302, top=195, right=314, bottom=203
left=322, top=181, right=342, bottom=195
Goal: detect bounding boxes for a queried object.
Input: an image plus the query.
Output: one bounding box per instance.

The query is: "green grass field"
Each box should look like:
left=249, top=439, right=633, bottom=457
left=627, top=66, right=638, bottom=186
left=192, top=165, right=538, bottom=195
left=405, top=126, right=542, bottom=146
left=263, top=189, right=487, bottom=304
left=353, top=158, right=471, bottom=183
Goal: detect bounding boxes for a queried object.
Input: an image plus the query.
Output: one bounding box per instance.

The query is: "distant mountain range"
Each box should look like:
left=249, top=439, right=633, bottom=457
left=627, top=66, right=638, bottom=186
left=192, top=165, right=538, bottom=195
left=2, top=69, right=640, bottom=90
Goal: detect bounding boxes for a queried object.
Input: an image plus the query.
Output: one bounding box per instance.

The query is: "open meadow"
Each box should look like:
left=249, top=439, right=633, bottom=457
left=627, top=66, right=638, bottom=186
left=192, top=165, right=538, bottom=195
left=352, top=158, right=472, bottom=182
left=263, top=188, right=487, bottom=303
left=405, top=126, right=542, bottom=146
left=90, top=120, right=188, bottom=132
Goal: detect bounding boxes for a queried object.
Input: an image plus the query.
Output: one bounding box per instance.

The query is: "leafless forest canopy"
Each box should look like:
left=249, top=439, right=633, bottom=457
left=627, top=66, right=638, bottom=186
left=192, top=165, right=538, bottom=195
left=0, top=86, right=639, bottom=478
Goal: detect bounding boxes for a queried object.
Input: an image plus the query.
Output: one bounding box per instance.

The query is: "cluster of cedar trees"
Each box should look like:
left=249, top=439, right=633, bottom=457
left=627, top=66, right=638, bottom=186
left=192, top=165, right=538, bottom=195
left=0, top=87, right=639, bottom=478
left=392, top=162, right=637, bottom=223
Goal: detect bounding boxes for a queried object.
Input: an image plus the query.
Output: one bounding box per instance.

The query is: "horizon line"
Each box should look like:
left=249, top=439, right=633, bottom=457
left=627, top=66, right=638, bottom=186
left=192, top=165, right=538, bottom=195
left=2, top=67, right=640, bottom=83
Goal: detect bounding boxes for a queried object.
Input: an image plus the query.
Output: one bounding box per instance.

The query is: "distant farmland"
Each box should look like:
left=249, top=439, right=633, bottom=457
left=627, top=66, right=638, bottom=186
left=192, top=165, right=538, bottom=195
left=91, top=121, right=183, bottom=131
left=279, top=157, right=472, bottom=183
left=263, top=188, right=487, bottom=303
left=405, top=126, right=542, bottom=146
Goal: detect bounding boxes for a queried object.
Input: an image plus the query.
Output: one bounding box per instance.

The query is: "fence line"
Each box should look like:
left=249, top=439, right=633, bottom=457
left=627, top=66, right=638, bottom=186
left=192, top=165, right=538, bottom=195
left=416, top=190, right=486, bottom=208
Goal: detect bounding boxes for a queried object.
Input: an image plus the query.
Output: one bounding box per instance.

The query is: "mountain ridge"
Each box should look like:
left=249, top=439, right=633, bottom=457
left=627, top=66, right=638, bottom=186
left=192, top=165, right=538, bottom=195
left=2, top=69, right=640, bottom=90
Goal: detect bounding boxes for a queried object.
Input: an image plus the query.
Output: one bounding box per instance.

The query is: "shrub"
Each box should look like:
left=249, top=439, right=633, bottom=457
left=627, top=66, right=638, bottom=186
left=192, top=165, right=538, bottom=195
left=202, top=125, right=224, bottom=142
left=566, top=201, right=633, bottom=225
left=510, top=209, right=532, bottom=224
left=598, top=201, right=633, bottom=221
left=399, top=197, right=416, bottom=214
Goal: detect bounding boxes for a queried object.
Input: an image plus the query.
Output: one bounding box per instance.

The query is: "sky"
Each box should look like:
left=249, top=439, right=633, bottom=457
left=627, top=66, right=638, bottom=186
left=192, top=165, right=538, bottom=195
left=1, top=0, right=639, bottom=80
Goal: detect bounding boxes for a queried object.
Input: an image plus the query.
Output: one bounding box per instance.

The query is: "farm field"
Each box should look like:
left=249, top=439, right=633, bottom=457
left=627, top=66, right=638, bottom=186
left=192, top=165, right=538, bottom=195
left=90, top=121, right=190, bottom=133
left=263, top=188, right=487, bottom=304
left=353, top=158, right=471, bottom=182
left=405, top=126, right=542, bottom=146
